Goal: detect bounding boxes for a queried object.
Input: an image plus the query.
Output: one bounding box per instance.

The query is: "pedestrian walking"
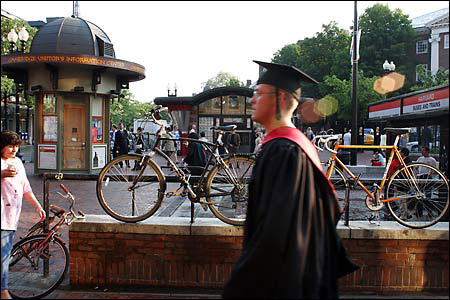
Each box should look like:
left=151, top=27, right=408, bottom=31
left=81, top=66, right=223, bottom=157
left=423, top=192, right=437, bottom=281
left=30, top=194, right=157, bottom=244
left=305, top=126, right=315, bottom=140
left=1, top=131, right=46, bottom=300
left=183, top=132, right=206, bottom=175
left=222, top=61, right=358, bottom=299
left=162, top=126, right=177, bottom=166
left=226, top=129, right=241, bottom=155
left=113, top=122, right=130, bottom=168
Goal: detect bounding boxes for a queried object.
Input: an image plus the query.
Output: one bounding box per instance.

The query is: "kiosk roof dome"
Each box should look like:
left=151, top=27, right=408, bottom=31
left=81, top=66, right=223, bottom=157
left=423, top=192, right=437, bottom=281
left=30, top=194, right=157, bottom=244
left=30, top=16, right=115, bottom=58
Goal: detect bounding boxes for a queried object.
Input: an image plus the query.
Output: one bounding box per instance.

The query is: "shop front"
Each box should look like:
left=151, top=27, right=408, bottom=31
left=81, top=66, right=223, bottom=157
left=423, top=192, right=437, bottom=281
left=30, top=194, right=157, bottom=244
left=155, top=87, right=255, bottom=153
left=368, top=84, right=449, bottom=175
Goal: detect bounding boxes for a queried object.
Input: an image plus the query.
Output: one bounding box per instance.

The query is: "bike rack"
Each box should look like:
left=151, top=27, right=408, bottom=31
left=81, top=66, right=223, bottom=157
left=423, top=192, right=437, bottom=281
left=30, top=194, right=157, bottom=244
left=42, top=173, right=205, bottom=230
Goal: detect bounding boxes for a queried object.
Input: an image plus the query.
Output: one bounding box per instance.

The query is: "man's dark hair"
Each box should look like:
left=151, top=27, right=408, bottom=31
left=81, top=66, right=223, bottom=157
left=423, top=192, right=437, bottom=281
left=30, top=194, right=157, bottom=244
left=112, top=124, right=118, bottom=129
left=1, top=130, right=22, bottom=150
left=422, top=146, right=430, bottom=152
left=400, top=147, right=409, bottom=156
left=200, top=131, right=206, bottom=137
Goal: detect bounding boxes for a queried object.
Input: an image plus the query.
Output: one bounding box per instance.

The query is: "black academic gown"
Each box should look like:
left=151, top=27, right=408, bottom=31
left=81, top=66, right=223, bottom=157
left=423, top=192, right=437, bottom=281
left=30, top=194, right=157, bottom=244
left=222, top=138, right=358, bottom=299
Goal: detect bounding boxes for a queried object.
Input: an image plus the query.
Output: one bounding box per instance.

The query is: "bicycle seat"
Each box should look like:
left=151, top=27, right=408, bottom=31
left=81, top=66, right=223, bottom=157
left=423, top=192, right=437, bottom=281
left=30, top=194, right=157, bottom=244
left=384, top=128, right=411, bottom=135
left=210, top=125, right=237, bottom=132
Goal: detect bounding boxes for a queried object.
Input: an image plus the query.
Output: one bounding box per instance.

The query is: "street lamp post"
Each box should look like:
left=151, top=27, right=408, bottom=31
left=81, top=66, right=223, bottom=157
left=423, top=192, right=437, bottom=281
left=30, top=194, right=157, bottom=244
left=350, top=1, right=359, bottom=166
left=383, top=60, right=396, bottom=73
left=7, top=28, right=18, bottom=53
left=18, top=27, right=30, bottom=52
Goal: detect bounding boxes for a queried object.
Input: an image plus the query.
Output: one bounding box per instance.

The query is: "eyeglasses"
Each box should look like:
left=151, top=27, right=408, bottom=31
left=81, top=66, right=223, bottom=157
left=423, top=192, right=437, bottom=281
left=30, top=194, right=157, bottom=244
left=252, top=91, right=276, bottom=97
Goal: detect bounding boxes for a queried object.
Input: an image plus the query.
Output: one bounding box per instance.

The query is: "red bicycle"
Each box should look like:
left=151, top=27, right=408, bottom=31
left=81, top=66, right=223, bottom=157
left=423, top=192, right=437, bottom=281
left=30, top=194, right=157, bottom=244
left=8, top=183, right=85, bottom=299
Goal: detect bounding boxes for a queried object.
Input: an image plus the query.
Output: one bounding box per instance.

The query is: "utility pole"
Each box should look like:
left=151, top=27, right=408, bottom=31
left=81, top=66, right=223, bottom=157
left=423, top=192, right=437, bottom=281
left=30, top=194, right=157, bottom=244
left=350, top=0, right=359, bottom=165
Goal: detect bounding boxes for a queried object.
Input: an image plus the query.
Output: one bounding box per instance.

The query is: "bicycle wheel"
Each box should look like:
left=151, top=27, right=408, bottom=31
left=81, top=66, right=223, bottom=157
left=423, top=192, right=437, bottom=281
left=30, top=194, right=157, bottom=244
left=328, top=166, right=349, bottom=213
left=386, top=162, right=449, bottom=229
left=97, top=154, right=166, bottom=223
left=205, top=155, right=256, bottom=226
left=9, top=234, right=68, bottom=299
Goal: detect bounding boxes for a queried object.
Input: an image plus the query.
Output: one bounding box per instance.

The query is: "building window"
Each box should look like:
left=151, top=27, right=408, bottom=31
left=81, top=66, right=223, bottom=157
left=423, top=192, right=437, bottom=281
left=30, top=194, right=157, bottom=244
left=444, top=34, right=449, bottom=49
left=91, top=96, right=104, bottom=143
left=222, top=95, right=245, bottom=115
left=416, top=40, right=428, bottom=54
left=416, top=64, right=428, bottom=82
left=42, top=94, right=58, bottom=143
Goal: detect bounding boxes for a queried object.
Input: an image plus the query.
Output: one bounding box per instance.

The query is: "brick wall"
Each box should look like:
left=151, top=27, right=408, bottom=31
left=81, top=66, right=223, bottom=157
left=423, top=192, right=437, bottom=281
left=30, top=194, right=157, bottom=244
left=69, top=217, right=449, bottom=293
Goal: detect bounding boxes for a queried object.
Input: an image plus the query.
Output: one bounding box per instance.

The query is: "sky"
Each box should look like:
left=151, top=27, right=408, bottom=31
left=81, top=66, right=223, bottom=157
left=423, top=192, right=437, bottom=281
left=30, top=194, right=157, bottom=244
left=1, top=1, right=448, bottom=102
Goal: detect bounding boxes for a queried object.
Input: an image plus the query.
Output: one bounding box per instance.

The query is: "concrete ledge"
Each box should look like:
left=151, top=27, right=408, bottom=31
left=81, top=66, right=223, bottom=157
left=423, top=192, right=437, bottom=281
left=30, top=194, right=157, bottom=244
left=70, top=215, right=448, bottom=240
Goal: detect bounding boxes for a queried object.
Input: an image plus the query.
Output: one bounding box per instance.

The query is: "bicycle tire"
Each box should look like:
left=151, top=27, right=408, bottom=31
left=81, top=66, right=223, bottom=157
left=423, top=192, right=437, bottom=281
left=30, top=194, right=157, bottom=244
left=205, top=155, right=256, bottom=226
left=328, top=167, right=350, bottom=213
left=9, top=234, right=68, bottom=299
left=97, top=154, right=166, bottom=223
left=386, top=162, right=449, bottom=229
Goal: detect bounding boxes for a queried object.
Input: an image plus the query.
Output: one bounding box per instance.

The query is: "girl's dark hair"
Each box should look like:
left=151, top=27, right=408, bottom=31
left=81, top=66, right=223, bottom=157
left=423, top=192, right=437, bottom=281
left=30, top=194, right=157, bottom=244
left=1, top=130, right=22, bottom=150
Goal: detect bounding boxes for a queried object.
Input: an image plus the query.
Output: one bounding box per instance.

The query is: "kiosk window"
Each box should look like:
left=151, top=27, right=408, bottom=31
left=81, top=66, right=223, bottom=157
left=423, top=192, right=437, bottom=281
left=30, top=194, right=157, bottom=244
left=92, top=96, right=104, bottom=143
left=42, top=94, right=57, bottom=143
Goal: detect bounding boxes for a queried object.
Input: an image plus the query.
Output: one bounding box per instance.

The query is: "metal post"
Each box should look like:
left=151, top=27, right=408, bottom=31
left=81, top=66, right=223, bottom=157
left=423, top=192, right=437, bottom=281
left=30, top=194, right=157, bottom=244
left=350, top=0, right=359, bottom=166
left=15, top=85, right=20, bottom=134
left=25, top=91, right=30, bottom=142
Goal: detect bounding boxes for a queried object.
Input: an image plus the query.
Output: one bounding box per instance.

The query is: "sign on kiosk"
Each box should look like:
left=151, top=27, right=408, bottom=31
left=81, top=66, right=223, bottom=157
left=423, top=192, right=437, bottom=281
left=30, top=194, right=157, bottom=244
left=403, top=89, right=449, bottom=114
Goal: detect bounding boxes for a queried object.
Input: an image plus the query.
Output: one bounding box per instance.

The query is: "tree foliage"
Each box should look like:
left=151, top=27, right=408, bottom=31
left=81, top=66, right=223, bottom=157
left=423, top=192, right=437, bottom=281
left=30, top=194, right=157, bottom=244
left=358, top=4, right=416, bottom=84
left=202, top=71, right=244, bottom=91
left=323, top=72, right=385, bottom=121
left=272, top=22, right=352, bottom=98
left=109, top=90, right=170, bottom=130
left=410, top=66, right=449, bottom=91
left=1, top=17, right=37, bottom=96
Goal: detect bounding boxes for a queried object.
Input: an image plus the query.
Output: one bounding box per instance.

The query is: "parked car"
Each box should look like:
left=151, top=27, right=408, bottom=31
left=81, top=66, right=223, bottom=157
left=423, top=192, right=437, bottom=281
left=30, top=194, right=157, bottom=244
left=364, top=128, right=374, bottom=145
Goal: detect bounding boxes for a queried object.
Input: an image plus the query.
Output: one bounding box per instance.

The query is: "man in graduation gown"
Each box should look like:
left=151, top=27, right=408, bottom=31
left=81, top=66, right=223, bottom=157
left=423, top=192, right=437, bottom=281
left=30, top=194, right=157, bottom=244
left=222, top=61, right=358, bottom=299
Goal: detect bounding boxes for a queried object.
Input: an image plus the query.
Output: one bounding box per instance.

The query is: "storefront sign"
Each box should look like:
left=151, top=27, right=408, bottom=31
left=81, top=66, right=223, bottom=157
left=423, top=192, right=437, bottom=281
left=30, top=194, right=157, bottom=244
left=1, top=54, right=145, bottom=76
left=368, top=100, right=401, bottom=119
left=38, top=144, right=57, bottom=169
left=403, top=88, right=449, bottom=114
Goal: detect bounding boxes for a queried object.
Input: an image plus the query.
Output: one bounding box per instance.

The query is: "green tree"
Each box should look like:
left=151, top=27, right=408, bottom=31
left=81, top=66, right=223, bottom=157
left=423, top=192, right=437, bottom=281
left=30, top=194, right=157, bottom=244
left=202, top=71, right=244, bottom=91
left=410, top=66, right=449, bottom=91
left=358, top=4, right=416, bottom=85
left=272, top=22, right=351, bottom=98
left=110, top=90, right=169, bottom=129
left=1, top=16, right=37, bottom=96
left=323, top=71, right=385, bottom=121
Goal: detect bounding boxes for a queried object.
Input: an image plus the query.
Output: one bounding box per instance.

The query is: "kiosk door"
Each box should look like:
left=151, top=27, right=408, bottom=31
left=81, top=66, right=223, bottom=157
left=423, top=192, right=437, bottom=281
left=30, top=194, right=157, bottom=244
left=63, top=104, right=86, bottom=169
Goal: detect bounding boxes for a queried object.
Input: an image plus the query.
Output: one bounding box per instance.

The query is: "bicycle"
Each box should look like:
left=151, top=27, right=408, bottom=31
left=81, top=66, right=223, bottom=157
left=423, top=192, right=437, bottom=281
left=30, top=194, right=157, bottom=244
left=97, top=105, right=255, bottom=226
left=313, top=128, right=449, bottom=229
left=8, top=182, right=85, bottom=299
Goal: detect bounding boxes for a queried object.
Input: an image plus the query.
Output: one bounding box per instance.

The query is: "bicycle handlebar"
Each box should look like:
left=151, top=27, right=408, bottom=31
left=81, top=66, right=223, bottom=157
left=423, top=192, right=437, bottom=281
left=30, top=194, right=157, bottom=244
left=312, top=134, right=340, bottom=154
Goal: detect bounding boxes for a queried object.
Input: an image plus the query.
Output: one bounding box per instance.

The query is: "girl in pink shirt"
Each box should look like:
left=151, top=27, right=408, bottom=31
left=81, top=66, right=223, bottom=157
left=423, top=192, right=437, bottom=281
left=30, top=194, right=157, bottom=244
left=1, top=131, right=45, bottom=299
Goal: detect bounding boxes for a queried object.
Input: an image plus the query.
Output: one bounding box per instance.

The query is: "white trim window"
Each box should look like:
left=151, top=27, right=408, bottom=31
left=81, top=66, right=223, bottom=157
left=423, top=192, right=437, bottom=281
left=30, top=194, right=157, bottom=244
left=416, top=64, right=428, bottom=82
left=416, top=40, right=428, bottom=54
left=444, top=34, right=449, bottom=49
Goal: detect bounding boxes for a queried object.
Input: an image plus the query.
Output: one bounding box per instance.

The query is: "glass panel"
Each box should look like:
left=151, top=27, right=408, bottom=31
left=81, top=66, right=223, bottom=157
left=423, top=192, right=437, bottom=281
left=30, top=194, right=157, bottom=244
left=199, top=117, right=214, bottom=143
left=92, top=117, right=103, bottom=143
left=43, top=94, right=56, bottom=114
left=223, top=95, right=245, bottom=115
left=43, top=115, right=58, bottom=142
left=92, top=96, right=103, bottom=116
left=245, top=96, right=253, bottom=115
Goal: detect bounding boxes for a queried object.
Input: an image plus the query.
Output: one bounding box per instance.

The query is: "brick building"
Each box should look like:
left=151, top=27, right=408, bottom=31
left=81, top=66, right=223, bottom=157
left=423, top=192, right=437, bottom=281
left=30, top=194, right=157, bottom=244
left=411, top=8, right=449, bottom=81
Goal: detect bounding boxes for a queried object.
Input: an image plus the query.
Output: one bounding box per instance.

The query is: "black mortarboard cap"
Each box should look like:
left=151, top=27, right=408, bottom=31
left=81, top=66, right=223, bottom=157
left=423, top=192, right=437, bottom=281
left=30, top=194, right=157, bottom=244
left=254, top=60, right=319, bottom=93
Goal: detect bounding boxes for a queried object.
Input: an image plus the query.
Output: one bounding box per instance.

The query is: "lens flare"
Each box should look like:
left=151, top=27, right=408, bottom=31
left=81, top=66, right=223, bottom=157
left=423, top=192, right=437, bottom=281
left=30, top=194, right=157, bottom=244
left=373, top=72, right=405, bottom=95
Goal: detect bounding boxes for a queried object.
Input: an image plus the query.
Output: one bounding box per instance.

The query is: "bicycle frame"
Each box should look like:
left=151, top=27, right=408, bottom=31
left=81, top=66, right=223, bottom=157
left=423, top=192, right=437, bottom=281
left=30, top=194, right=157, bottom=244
left=130, top=128, right=242, bottom=200
left=325, top=134, right=416, bottom=203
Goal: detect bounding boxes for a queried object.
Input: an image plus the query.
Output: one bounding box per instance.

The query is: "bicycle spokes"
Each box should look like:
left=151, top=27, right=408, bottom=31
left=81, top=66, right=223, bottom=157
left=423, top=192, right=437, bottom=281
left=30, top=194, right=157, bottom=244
left=386, top=163, right=449, bottom=229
